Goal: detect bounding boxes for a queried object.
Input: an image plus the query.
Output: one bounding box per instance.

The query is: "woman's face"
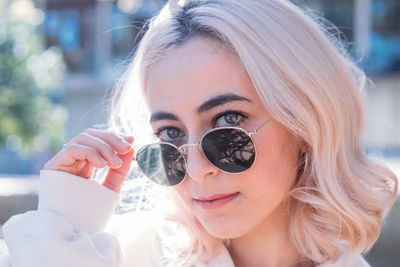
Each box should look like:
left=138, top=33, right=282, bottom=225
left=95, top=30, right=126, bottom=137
left=145, top=37, right=300, bottom=239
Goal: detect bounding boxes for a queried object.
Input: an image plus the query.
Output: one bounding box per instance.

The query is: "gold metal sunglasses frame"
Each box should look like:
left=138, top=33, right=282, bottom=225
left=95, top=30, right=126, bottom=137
left=135, top=117, right=273, bottom=186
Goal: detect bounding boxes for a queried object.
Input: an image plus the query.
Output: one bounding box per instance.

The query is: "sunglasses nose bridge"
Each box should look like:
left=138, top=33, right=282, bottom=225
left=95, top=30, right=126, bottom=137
left=179, top=142, right=201, bottom=159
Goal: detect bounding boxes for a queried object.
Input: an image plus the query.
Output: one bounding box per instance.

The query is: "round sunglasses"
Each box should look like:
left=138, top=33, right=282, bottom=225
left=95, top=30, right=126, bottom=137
left=135, top=118, right=272, bottom=186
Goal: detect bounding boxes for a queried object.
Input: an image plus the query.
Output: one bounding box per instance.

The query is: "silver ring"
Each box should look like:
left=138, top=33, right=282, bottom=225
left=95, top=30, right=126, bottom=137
left=62, top=143, right=69, bottom=150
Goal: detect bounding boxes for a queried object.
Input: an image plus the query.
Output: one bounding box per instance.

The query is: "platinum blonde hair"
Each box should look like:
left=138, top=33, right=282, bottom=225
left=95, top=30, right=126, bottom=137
left=98, top=0, right=398, bottom=265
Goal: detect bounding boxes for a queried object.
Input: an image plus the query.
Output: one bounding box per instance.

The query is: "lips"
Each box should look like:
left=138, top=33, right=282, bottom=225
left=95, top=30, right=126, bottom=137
left=195, top=192, right=239, bottom=201
left=194, top=192, right=240, bottom=209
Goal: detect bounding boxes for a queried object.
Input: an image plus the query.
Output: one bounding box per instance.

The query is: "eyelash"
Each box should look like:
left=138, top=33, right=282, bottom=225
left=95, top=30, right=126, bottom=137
left=153, top=126, right=181, bottom=138
left=211, top=110, right=248, bottom=127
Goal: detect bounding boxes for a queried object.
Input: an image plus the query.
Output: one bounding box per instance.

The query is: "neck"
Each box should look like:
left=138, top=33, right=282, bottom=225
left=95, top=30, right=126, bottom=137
left=226, top=203, right=313, bottom=267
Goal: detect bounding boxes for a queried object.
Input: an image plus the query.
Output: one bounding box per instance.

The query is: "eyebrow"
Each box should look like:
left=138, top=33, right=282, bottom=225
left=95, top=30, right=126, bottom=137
left=150, top=112, right=179, bottom=122
left=197, top=93, right=252, bottom=113
left=149, top=92, right=252, bottom=123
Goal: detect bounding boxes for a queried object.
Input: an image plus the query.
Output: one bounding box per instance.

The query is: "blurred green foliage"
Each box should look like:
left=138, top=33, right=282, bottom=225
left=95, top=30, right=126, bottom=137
left=0, top=0, right=67, bottom=155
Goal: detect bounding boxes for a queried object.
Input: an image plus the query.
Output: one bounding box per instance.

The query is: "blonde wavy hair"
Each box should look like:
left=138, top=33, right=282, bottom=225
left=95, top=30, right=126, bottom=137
left=96, top=0, right=398, bottom=265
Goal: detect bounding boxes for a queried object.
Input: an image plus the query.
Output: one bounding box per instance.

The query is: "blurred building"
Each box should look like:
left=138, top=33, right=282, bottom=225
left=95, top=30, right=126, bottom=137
left=0, top=0, right=168, bottom=174
left=36, top=0, right=167, bottom=143
left=300, top=0, right=400, bottom=158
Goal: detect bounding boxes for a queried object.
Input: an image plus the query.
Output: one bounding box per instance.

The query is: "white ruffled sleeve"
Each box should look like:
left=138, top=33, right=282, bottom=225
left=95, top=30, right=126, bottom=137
left=1, top=169, right=123, bottom=267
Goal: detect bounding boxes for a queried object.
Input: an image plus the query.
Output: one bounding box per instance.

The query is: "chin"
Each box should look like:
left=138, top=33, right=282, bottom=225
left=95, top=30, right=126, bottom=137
left=200, top=219, right=251, bottom=239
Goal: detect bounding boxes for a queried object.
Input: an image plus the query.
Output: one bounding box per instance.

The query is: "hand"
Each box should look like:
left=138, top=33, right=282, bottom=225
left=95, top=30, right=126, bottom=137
left=43, top=128, right=135, bottom=193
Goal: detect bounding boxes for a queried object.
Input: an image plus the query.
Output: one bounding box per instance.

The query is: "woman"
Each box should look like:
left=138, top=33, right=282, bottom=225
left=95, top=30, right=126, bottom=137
left=1, top=0, right=397, bottom=266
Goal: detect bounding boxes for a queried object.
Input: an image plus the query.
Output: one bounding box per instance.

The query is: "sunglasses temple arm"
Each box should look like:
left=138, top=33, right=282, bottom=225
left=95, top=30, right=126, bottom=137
left=249, top=117, right=272, bottom=135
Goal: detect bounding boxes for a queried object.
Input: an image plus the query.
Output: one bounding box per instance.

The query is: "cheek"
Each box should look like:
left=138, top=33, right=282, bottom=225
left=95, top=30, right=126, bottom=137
left=173, top=182, right=192, bottom=208
left=248, top=130, right=300, bottom=200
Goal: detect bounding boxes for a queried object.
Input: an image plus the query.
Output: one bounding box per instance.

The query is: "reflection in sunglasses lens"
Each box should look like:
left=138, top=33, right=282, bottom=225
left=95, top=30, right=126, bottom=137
left=202, top=128, right=255, bottom=172
left=137, top=143, right=186, bottom=186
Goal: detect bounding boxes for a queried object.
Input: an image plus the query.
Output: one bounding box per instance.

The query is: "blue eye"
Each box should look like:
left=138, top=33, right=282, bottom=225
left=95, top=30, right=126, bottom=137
left=214, top=112, right=246, bottom=127
left=155, top=127, right=184, bottom=143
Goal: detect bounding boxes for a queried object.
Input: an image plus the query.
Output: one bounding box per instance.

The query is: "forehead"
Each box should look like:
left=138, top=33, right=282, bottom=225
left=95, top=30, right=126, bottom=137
left=145, top=37, right=260, bottom=114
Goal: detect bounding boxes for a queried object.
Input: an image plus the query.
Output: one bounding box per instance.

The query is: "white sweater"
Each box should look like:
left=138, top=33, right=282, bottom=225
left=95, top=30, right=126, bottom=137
left=0, top=170, right=371, bottom=267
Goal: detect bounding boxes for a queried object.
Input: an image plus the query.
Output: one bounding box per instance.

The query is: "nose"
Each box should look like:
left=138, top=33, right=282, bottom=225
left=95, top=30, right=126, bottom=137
left=181, top=143, right=219, bottom=183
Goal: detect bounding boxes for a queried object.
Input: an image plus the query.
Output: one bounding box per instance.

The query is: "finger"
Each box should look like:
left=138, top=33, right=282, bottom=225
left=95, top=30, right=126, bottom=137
left=84, top=129, right=133, bottom=155
left=44, top=143, right=108, bottom=171
left=103, top=147, right=135, bottom=193
left=73, top=133, right=127, bottom=169
left=121, top=135, right=134, bottom=144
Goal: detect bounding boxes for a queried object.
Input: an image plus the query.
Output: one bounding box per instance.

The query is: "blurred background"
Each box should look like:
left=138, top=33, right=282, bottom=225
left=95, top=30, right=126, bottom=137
left=0, top=0, right=399, bottom=265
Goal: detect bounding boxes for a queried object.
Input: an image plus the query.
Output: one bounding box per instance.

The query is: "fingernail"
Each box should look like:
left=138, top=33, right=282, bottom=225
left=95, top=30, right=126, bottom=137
left=113, top=154, right=122, bottom=163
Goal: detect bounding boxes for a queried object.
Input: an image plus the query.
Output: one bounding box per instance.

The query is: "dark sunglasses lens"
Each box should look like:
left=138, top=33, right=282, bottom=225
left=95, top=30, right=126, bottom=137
left=201, top=128, right=255, bottom=173
left=136, top=143, right=186, bottom=186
